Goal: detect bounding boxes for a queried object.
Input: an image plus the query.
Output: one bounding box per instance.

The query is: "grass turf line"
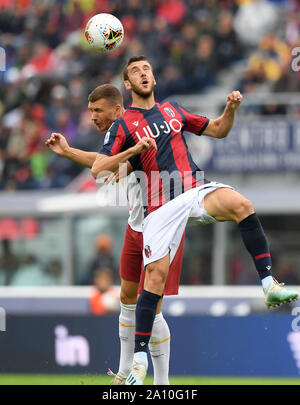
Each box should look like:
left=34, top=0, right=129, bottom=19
left=0, top=375, right=299, bottom=385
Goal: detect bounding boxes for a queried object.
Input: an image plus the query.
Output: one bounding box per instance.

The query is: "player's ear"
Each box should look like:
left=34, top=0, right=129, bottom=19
left=124, top=80, right=131, bottom=91
left=114, top=104, right=122, bottom=118
left=152, top=72, right=156, bottom=86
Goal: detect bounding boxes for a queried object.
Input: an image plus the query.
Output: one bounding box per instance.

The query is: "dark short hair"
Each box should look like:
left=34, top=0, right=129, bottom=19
left=122, top=55, right=151, bottom=81
left=88, top=84, right=123, bottom=106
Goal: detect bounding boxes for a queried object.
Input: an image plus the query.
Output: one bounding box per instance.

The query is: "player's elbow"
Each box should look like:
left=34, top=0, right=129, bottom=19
left=206, top=120, right=230, bottom=139
left=213, top=124, right=230, bottom=139
left=91, top=162, right=103, bottom=179
left=215, top=122, right=229, bottom=139
left=91, top=166, right=98, bottom=179
left=207, top=130, right=228, bottom=139
left=91, top=160, right=113, bottom=181
left=91, top=155, right=108, bottom=179
left=216, top=130, right=229, bottom=139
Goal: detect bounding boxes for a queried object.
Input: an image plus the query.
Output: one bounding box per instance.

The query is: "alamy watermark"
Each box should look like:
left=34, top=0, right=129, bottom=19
left=291, top=307, right=300, bottom=332
left=95, top=166, right=205, bottom=208
left=0, top=307, right=6, bottom=332
left=291, top=47, right=300, bottom=72
left=0, top=47, right=6, bottom=72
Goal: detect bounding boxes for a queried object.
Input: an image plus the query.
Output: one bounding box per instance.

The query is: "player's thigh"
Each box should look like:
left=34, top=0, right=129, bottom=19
left=163, top=232, right=185, bottom=296
left=120, top=225, right=143, bottom=283
left=203, top=187, right=254, bottom=223
left=140, top=233, right=184, bottom=297
left=120, top=278, right=139, bottom=305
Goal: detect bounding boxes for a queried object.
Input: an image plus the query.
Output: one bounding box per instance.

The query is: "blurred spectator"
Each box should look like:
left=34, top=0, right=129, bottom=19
left=71, top=108, right=102, bottom=151
left=233, top=0, right=278, bottom=46
left=0, top=268, right=5, bottom=285
left=259, top=102, right=287, bottom=115
left=284, top=0, right=300, bottom=46
left=53, top=109, right=77, bottom=143
left=235, top=62, right=266, bottom=94
left=9, top=253, right=49, bottom=286
left=191, top=254, right=212, bottom=284
left=0, top=0, right=289, bottom=192
left=0, top=239, right=19, bottom=285
left=257, top=33, right=290, bottom=82
left=44, top=259, right=63, bottom=285
left=156, top=65, right=188, bottom=99
left=229, top=255, right=258, bottom=285
left=190, top=35, right=218, bottom=91
left=80, top=233, right=116, bottom=285
left=156, top=0, right=187, bottom=26
left=214, top=11, right=244, bottom=68
left=89, top=267, right=119, bottom=315
left=21, top=41, right=56, bottom=77
left=273, top=59, right=300, bottom=93
left=274, top=260, right=300, bottom=285
left=235, top=30, right=294, bottom=95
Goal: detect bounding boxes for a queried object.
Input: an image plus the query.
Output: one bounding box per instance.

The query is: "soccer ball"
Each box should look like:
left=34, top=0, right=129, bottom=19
left=84, top=13, right=124, bottom=53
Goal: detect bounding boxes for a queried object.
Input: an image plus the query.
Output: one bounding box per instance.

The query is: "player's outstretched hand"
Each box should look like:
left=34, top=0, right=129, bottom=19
left=131, top=137, right=157, bottom=155
left=226, top=91, right=243, bottom=111
left=45, top=133, right=69, bottom=156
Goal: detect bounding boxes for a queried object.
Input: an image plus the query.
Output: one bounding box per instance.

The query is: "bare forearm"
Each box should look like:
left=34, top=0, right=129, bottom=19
left=214, top=106, right=236, bottom=138
left=204, top=91, right=242, bottom=139
left=63, top=148, right=98, bottom=168
left=91, top=148, right=136, bottom=179
left=92, top=137, right=157, bottom=179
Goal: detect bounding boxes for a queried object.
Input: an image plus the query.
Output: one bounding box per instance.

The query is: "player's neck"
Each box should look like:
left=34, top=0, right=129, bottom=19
left=130, top=93, right=156, bottom=110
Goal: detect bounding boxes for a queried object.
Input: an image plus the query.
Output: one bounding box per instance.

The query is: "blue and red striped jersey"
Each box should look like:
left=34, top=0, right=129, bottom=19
left=99, top=101, right=210, bottom=216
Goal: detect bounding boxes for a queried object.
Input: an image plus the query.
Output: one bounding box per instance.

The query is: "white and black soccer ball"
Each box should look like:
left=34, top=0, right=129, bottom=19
left=85, top=13, right=124, bottom=53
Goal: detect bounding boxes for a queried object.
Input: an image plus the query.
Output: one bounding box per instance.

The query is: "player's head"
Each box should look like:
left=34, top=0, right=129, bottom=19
left=88, top=84, right=123, bottom=132
left=93, top=267, right=113, bottom=293
left=123, top=55, right=156, bottom=98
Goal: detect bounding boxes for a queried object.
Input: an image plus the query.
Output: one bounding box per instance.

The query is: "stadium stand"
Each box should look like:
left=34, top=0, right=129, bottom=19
left=0, top=0, right=299, bottom=287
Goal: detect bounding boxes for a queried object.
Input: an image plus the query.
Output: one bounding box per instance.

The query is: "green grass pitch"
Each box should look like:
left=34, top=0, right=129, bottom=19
left=0, top=374, right=299, bottom=385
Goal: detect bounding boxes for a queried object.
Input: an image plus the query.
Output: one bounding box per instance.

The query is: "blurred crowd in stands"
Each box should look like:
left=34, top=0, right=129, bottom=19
left=0, top=0, right=299, bottom=288
left=0, top=238, right=63, bottom=285
left=0, top=0, right=299, bottom=191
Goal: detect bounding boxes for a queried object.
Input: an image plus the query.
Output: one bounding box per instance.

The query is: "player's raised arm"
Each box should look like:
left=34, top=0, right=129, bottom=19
left=202, top=91, right=243, bottom=139
left=91, top=138, right=157, bottom=180
left=45, top=133, right=98, bottom=168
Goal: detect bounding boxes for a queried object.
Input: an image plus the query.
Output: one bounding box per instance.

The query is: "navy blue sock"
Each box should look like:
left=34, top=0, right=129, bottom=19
left=134, top=289, right=161, bottom=354
left=238, top=213, right=272, bottom=280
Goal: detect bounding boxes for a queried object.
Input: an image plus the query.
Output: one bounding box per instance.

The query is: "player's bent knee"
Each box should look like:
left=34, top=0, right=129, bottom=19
left=120, top=289, right=138, bottom=305
left=234, top=198, right=254, bottom=222
left=148, top=269, right=167, bottom=285
left=145, top=263, right=168, bottom=291
left=120, top=281, right=139, bottom=305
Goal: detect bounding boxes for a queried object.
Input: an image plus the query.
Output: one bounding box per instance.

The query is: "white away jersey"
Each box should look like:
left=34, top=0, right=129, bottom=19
left=121, top=172, right=143, bottom=233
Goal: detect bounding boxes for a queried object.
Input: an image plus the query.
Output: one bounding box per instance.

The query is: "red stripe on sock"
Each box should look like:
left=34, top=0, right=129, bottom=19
left=135, top=331, right=152, bottom=336
left=255, top=253, right=271, bottom=260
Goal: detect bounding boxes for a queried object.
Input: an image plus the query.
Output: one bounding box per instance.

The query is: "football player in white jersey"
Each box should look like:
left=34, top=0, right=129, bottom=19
left=45, top=84, right=185, bottom=385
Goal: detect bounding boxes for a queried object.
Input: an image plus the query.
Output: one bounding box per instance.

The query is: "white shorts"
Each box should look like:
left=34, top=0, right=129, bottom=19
left=142, top=181, right=233, bottom=266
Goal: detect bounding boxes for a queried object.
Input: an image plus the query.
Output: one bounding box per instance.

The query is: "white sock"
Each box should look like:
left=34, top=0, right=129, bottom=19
left=133, top=351, right=148, bottom=368
left=262, top=275, right=274, bottom=293
left=149, top=312, right=170, bottom=385
left=118, top=302, right=136, bottom=377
